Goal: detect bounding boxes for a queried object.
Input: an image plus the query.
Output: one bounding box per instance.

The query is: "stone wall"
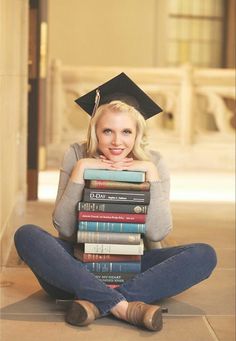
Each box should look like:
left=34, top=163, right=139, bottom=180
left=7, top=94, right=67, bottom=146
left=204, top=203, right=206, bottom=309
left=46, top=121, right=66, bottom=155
left=0, top=0, right=28, bottom=266
left=48, top=0, right=167, bottom=68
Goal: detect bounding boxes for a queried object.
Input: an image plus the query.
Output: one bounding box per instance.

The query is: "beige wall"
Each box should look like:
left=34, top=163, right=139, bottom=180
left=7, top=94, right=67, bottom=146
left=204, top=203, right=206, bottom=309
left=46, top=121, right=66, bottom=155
left=48, top=0, right=167, bottom=67
left=0, top=0, right=28, bottom=266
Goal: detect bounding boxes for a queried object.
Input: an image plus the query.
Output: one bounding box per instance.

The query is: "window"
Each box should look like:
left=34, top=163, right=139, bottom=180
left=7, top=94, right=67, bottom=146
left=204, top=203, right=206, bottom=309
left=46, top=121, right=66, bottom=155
left=167, top=0, right=225, bottom=67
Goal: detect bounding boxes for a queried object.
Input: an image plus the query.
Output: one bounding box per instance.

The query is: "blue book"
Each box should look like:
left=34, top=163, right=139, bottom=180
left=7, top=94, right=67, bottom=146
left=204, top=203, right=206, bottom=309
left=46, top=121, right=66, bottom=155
left=84, top=262, right=141, bottom=273
left=94, top=272, right=136, bottom=284
left=78, top=221, right=146, bottom=233
left=83, top=169, right=145, bottom=183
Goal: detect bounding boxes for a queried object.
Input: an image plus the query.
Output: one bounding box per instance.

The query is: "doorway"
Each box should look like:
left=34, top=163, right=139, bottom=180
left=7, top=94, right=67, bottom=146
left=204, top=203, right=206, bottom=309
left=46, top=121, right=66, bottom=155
left=27, top=0, right=48, bottom=200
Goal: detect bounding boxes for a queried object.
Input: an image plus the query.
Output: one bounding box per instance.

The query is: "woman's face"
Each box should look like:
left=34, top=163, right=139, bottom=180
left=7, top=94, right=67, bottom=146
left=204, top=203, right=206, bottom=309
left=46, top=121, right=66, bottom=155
left=96, top=110, right=137, bottom=161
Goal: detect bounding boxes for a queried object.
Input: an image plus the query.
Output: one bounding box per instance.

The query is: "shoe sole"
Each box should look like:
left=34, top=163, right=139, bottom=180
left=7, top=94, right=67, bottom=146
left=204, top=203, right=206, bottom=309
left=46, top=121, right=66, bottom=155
left=143, top=306, right=163, bottom=331
left=65, top=301, right=90, bottom=326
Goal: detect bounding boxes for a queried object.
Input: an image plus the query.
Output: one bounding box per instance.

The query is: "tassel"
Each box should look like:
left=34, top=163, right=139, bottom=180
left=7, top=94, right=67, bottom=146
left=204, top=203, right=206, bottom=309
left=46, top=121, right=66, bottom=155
left=91, top=89, right=101, bottom=117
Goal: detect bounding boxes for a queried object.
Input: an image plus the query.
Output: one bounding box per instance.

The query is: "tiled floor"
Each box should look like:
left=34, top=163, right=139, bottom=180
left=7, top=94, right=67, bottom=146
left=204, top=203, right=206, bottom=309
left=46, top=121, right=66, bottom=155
left=0, top=194, right=235, bottom=340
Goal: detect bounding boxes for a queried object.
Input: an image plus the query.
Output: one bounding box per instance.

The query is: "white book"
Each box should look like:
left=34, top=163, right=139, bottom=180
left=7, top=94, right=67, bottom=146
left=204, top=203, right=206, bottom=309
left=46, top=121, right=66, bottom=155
left=77, top=231, right=141, bottom=244
left=84, top=239, right=144, bottom=255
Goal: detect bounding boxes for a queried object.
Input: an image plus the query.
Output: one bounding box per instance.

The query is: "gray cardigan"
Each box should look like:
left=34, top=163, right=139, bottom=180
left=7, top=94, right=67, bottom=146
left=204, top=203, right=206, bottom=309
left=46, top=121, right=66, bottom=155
left=52, top=143, right=172, bottom=243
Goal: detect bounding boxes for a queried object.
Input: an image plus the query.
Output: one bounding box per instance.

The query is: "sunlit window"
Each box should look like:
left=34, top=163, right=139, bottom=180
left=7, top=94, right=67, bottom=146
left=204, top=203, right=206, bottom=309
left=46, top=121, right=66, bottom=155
left=167, top=0, right=225, bottom=67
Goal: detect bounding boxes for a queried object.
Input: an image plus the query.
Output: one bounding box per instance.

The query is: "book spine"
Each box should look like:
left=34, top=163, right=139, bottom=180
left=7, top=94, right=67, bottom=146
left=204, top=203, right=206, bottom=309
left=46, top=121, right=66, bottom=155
left=93, top=272, right=136, bottom=284
left=78, top=221, right=146, bottom=233
left=87, top=180, right=150, bottom=191
left=78, top=202, right=148, bottom=214
left=84, top=169, right=145, bottom=182
left=106, top=284, right=120, bottom=288
left=83, top=188, right=150, bottom=204
left=85, top=262, right=141, bottom=273
left=74, top=248, right=141, bottom=262
left=84, top=240, right=144, bottom=255
left=77, top=231, right=141, bottom=245
left=78, top=211, right=146, bottom=223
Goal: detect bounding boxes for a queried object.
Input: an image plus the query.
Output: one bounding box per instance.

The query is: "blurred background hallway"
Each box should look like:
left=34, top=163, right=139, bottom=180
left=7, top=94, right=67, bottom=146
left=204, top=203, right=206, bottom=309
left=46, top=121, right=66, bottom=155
left=0, top=0, right=235, bottom=340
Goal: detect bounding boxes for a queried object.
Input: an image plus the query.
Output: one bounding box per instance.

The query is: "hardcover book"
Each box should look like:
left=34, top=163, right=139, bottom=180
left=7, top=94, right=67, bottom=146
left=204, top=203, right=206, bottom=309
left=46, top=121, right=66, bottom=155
left=106, top=284, right=120, bottom=288
left=78, top=211, right=146, bottom=223
left=83, top=188, right=150, bottom=204
left=93, top=272, right=136, bottom=284
left=84, top=239, right=144, bottom=255
left=83, top=169, right=145, bottom=182
left=74, top=246, right=141, bottom=262
left=87, top=180, right=150, bottom=191
left=84, top=262, right=141, bottom=273
left=77, top=202, right=148, bottom=214
left=77, top=231, right=141, bottom=245
left=78, top=221, right=146, bottom=234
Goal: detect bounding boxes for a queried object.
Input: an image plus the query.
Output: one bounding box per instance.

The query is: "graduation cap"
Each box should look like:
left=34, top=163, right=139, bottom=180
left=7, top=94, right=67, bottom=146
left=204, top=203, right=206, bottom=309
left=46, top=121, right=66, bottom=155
left=75, top=72, right=162, bottom=119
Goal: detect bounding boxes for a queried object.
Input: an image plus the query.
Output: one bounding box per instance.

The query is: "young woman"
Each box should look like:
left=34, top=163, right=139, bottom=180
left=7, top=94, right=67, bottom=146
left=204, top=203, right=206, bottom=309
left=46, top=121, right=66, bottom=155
left=14, top=74, right=217, bottom=332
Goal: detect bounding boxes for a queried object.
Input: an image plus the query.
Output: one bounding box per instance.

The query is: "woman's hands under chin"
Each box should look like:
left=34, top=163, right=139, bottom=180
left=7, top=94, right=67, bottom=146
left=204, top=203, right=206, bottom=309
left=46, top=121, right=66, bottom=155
left=70, top=158, right=114, bottom=184
left=99, top=156, right=159, bottom=182
left=70, top=156, right=159, bottom=184
left=99, top=155, right=134, bottom=170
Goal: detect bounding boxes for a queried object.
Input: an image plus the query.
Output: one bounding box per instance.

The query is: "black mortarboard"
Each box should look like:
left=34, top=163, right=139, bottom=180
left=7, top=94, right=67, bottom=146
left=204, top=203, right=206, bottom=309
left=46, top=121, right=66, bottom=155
left=75, top=72, right=162, bottom=119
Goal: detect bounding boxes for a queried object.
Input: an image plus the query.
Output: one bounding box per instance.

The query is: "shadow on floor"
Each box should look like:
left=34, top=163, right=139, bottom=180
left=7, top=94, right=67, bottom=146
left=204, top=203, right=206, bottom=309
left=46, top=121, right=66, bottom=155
left=0, top=288, right=205, bottom=323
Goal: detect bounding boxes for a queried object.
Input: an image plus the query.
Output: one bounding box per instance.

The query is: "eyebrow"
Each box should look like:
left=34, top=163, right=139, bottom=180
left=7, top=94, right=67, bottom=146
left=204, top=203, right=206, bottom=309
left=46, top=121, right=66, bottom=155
left=102, top=127, right=134, bottom=131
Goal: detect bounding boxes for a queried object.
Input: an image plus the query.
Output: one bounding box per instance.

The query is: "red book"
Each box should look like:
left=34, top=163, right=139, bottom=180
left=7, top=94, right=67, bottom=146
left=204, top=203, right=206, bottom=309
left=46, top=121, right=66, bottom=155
left=78, top=211, right=146, bottom=223
left=106, top=284, right=120, bottom=289
left=87, top=180, right=150, bottom=191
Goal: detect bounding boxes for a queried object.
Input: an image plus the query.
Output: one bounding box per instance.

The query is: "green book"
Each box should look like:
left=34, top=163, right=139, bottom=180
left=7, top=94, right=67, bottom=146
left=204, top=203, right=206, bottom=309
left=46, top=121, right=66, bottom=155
left=83, top=169, right=145, bottom=183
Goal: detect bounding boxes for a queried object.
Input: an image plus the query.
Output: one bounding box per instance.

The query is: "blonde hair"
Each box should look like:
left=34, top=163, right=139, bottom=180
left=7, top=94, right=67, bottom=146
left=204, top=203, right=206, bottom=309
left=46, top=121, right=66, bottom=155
left=86, top=100, right=150, bottom=160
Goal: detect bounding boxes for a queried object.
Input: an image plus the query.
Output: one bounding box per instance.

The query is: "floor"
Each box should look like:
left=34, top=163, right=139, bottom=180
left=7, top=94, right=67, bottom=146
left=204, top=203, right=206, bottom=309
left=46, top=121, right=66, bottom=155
left=0, top=171, right=235, bottom=341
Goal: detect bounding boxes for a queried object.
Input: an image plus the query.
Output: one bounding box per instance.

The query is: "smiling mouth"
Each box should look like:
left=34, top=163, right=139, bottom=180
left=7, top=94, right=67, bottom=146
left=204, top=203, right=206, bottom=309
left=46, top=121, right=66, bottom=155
left=109, top=148, right=124, bottom=155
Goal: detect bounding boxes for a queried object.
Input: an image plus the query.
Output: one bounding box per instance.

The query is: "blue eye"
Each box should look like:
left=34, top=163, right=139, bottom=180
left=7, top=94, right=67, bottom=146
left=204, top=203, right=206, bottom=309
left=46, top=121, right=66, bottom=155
left=123, top=129, right=132, bottom=135
left=103, top=129, right=112, bottom=135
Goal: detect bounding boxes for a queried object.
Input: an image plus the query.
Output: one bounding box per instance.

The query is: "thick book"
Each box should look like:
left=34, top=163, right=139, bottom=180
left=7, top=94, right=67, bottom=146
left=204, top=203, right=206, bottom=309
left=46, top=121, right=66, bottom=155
left=77, top=231, right=141, bottom=245
left=87, top=180, right=150, bottom=191
left=94, top=272, right=136, bottom=284
left=83, top=169, right=145, bottom=183
left=74, top=246, right=141, bottom=262
left=78, top=221, right=146, bottom=234
left=84, top=262, right=141, bottom=273
left=78, top=211, right=146, bottom=223
left=83, top=188, right=150, bottom=204
left=78, top=202, right=148, bottom=214
left=84, top=239, right=144, bottom=255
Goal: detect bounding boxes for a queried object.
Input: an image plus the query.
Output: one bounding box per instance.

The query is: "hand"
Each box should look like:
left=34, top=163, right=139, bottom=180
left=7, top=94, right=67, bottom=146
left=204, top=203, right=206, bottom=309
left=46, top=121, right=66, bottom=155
left=123, top=160, right=159, bottom=182
left=99, top=156, right=159, bottom=181
left=99, top=155, right=134, bottom=170
left=70, top=158, right=114, bottom=184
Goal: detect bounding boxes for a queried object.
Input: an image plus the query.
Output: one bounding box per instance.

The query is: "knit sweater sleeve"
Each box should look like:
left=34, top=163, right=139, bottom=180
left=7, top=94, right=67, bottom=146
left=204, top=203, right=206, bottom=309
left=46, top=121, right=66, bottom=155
left=52, top=145, right=172, bottom=241
left=145, top=150, right=173, bottom=242
left=52, top=144, right=85, bottom=238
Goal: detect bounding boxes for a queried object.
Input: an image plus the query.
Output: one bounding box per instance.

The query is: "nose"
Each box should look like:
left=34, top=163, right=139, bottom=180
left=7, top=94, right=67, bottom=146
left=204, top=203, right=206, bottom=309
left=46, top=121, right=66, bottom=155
left=112, top=133, right=121, bottom=145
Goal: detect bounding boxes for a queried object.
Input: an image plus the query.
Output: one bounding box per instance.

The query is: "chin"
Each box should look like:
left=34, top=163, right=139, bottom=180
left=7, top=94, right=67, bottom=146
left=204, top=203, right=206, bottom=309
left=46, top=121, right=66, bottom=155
left=108, top=155, right=123, bottom=162
left=109, top=154, right=127, bottom=162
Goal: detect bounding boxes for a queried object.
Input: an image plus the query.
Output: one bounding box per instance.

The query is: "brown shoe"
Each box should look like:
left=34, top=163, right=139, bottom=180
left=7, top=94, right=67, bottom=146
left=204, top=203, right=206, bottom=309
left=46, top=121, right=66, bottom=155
left=126, top=301, right=163, bottom=331
left=65, top=300, right=101, bottom=326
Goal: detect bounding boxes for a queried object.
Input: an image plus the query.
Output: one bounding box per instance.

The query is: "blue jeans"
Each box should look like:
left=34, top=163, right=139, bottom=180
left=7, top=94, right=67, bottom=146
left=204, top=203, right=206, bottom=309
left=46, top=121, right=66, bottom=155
left=14, top=225, right=217, bottom=316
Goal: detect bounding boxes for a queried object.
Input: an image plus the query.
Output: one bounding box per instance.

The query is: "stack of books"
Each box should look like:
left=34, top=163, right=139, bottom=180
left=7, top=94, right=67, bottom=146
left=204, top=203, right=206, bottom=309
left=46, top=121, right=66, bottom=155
left=74, top=169, right=150, bottom=288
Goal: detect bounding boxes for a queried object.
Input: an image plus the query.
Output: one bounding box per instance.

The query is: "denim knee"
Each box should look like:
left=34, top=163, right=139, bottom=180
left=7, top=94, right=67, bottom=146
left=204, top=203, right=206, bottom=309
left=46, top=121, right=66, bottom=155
left=192, top=243, right=217, bottom=276
left=14, top=224, right=43, bottom=253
